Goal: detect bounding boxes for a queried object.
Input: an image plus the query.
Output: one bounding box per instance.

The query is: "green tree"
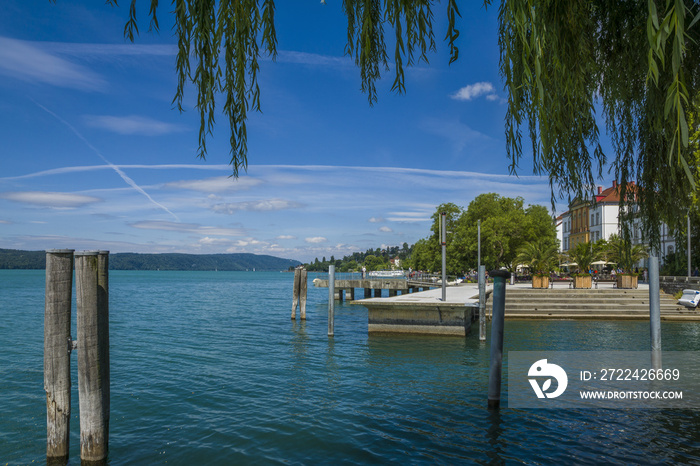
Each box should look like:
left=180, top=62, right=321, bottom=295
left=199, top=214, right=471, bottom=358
left=498, top=1, right=700, bottom=247
left=363, top=254, right=388, bottom=272
left=458, top=193, right=557, bottom=271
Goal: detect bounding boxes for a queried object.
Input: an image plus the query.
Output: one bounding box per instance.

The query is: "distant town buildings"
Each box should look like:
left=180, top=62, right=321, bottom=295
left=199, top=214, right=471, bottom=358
left=557, top=181, right=676, bottom=264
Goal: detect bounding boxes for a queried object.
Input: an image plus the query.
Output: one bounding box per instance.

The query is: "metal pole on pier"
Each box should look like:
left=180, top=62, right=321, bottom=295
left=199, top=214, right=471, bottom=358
left=44, top=249, right=74, bottom=463
left=649, top=255, right=662, bottom=369
left=488, top=270, right=510, bottom=409
left=688, top=213, right=692, bottom=278
left=477, top=219, right=481, bottom=270
left=328, top=265, right=335, bottom=337
left=441, top=212, right=447, bottom=301
left=479, top=265, right=486, bottom=341
left=76, top=251, right=110, bottom=462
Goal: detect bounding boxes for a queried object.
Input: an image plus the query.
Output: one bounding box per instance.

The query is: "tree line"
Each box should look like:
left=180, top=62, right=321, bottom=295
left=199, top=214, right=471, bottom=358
left=408, top=194, right=557, bottom=275
left=0, top=249, right=300, bottom=271
left=304, top=244, right=413, bottom=273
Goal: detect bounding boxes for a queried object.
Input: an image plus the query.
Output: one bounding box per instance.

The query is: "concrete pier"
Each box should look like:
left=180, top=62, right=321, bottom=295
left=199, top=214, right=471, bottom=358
left=360, top=286, right=482, bottom=336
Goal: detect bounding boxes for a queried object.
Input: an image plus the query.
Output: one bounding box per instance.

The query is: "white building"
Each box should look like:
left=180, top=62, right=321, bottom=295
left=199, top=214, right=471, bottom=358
left=558, top=181, right=676, bottom=264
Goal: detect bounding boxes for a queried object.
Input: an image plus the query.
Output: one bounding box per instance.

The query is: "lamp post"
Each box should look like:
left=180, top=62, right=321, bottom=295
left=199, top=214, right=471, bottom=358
left=688, top=212, right=691, bottom=278
left=441, top=212, right=447, bottom=301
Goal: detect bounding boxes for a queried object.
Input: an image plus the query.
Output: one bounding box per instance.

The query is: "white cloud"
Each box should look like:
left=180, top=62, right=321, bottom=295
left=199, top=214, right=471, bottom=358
left=368, top=217, right=385, bottom=223
left=0, top=164, right=232, bottom=181
left=386, top=211, right=432, bottom=223
left=211, top=198, right=303, bottom=214
left=0, top=220, right=10, bottom=224
left=164, top=176, right=262, bottom=193
left=0, top=191, right=101, bottom=208
left=379, top=226, right=393, bottom=232
left=84, top=115, right=187, bottom=136
left=451, top=82, right=497, bottom=101
left=305, top=237, right=327, bottom=244
left=277, top=235, right=296, bottom=240
left=277, top=50, right=353, bottom=68
left=43, top=42, right=177, bottom=57
left=0, top=37, right=105, bottom=91
left=198, top=237, right=232, bottom=246
left=129, top=221, right=246, bottom=237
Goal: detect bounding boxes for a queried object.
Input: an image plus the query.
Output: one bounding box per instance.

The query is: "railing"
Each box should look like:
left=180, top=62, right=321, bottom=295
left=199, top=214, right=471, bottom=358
left=310, top=270, right=464, bottom=286
left=407, top=272, right=462, bottom=286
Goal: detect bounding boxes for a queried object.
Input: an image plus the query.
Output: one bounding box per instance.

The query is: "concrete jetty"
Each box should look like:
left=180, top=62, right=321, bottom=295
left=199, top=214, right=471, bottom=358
left=359, top=284, right=485, bottom=336
left=357, top=280, right=700, bottom=336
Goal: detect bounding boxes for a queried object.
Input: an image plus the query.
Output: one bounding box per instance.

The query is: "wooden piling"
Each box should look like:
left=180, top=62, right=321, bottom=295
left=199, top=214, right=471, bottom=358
left=299, top=268, right=307, bottom=320
left=44, top=249, right=74, bottom=462
left=291, top=267, right=301, bottom=319
left=76, top=251, right=109, bottom=462
left=328, top=265, right=335, bottom=337
left=97, top=251, right=110, bottom=452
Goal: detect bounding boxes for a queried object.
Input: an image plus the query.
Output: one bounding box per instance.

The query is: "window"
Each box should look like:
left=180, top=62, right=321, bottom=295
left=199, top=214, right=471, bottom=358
left=668, top=246, right=674, bottom=256
left=596, top=212, right=600, bottom=225
left=591, top=213, right=595, bottom=226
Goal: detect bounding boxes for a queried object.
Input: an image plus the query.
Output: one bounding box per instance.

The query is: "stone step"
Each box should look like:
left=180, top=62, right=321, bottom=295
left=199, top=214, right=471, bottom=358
left=499, top=304, right=685, bottom=311
left=495, top=309, right=688, bottom=315
left=482, top=288, right=691, bottom=317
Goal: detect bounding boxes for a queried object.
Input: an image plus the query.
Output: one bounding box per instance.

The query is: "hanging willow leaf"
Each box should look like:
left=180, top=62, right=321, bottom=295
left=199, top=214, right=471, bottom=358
left=48, top=0, right=700, bottom=250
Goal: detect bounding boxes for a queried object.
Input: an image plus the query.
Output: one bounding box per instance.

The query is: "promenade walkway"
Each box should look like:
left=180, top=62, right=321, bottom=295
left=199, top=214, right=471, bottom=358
left=358, top=281, right=700, bottom=321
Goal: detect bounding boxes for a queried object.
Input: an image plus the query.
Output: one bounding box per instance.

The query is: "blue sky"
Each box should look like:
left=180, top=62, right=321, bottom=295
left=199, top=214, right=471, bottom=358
left=0, top=1, right=572, bottom=262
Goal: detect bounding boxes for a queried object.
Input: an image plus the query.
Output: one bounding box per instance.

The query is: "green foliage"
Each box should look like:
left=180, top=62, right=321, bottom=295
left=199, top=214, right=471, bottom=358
left=106, top=0, right=461, bottom=177
left=499, top=0, right=700, bottom=249
left=409, top=194, right=558, bottom=273
left=606, top=234, right=649, bottom=273
left=516, top=239, right=559, bottom=275
left=81, top=2, right=700, bottom=251
left=566, top=242, right=597, bottom=274
left=304, top=244, right=412, bottom=272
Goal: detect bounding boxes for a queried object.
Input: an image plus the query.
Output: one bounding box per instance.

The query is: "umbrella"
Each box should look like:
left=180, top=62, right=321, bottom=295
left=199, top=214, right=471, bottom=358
left=591, top=260, right=615, bottom=265
left=561, top=262, right=578, bottom=267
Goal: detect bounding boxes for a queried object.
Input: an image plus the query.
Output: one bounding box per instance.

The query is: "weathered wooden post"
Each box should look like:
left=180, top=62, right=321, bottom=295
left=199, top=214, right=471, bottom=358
left=97, top=250, right=110, bottom=451
left=479, top=265, right=486, bottom=341
left=299, top=268, right=307, bottom=320
left=291, top=267, right=301, bottom=319
left=328, top=265, right=335, bottom=337
left=76, top=251, right=109, bottom=462
left=488, top=270, right=510, bottom=409
left=44, top=249, right=75, bottom=463
left=649, top=255, right=662, bottom=369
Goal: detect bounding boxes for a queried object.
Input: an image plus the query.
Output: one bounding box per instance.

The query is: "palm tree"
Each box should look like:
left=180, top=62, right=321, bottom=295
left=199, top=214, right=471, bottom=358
left=516, top=239, right=559, bottom=275
left=567, top=241, right=598, bottom=274
left=607, top=234, right=649, bottom=273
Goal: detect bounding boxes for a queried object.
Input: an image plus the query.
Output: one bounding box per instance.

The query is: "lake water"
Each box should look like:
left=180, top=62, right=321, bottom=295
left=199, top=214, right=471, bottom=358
left=2, top=270, right=700, bottom=464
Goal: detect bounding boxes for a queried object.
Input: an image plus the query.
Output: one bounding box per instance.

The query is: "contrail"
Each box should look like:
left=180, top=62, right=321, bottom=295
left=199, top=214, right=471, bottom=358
left=32, top=100, right=180, bottom=221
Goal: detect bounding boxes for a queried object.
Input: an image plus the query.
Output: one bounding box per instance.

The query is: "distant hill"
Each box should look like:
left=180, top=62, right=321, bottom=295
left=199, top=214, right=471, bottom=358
left=0, top=249, right=301, bottom=271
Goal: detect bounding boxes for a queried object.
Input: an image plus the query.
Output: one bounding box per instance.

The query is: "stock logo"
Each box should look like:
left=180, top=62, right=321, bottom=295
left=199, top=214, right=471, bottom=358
left=528, top=359, right=568, bottom=399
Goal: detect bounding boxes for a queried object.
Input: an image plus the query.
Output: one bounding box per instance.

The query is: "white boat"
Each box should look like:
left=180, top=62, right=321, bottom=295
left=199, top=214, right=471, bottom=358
left=678, top=289, right=700, bottom=308
left=368, top=270, right=405, bottom=278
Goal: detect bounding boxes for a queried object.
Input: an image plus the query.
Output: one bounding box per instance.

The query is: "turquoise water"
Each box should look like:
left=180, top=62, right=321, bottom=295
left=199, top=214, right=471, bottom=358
left=2, top=269, right=700, bottom=464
